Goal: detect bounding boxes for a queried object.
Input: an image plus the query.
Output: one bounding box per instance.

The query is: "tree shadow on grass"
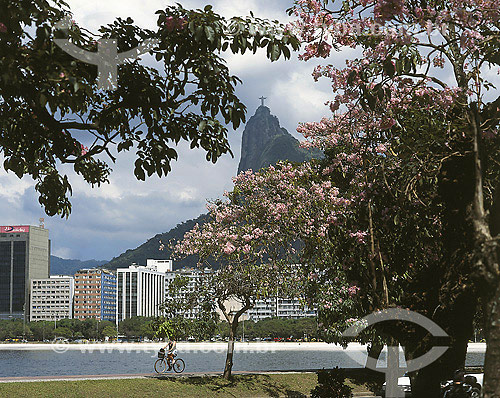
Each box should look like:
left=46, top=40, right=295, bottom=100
left=150, top=374, right=308, bottom=397
left=344, top=368, right=384, bottom=393
left=254, top=375, right=308, bottom=398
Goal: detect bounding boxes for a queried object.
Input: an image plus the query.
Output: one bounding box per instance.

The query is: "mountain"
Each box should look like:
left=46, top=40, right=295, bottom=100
left=50, top=256, right=108, bottom=276
left=238, top=105, right=322, bottom=174
left=104, top=215, right=210, bottom=271
left=104, top=105, right=322, bottom=270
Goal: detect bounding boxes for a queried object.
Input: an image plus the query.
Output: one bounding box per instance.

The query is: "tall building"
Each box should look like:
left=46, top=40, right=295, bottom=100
left=146, top=259, right=172, bottom=273
left=30, top=275, right=74, bottom=321
left=117, top=263, right=165, bottom=321
left=164, top=267, right=213, bottom=319
left=74, top=269, right=116, bottom=321
left=0, top=225, right=50, bottom=319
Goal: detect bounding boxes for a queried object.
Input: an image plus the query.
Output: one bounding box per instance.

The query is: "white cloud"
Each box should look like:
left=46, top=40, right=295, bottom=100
left=0, top=0, right=331, bottom=261
left=0, top=173, right=33, bottom=205
left=273, top=68, right=331, bottom=131
left=52, top=247, right=74, bottom=259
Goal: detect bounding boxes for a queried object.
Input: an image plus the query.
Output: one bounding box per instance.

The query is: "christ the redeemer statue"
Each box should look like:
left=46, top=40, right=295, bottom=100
left=259, top=96, right=267, bottom=107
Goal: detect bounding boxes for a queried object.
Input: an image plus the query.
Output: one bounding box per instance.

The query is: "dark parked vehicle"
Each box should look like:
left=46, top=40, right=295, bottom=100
left=441, top=374, right=482, bottom=398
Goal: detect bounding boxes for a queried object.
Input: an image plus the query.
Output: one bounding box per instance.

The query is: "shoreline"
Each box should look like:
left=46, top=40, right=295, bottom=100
left=0, top=341, right=487, bottom=352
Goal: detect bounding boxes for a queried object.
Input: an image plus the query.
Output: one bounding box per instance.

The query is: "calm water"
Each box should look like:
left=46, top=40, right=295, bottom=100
left=0, top=346, right=485, bottom=378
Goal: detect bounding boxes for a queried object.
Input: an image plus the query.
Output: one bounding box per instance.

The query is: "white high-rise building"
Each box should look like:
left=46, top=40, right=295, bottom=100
left=117, top=263, right=165, bottom=321
left=146, top=259, right=172, bottom=273
left=164, top=267, right=213, bottom=319
left=29, top=275, right=74, bottom=321
left=246, top=297, right=316, bottom=322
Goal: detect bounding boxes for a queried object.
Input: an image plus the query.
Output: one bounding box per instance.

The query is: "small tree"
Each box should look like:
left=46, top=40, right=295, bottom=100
left=102, top=325, right=117, bottom=340
left=174, top=161, right=347, bottom=379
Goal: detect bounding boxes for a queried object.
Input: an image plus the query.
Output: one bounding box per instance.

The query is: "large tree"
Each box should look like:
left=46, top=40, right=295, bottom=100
left=290, top=0, right=500, bottom=395
left=298, top=103, right=483, bottom=395
left=0, top=0, right=299, bottom=217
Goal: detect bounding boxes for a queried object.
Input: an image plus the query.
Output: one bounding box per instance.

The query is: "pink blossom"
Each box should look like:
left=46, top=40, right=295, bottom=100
left=80, top=144, right=89, bottom=156
left=348, top=285, right=361, bottom=296
left=164, top=16, right=187, bottom=32
left=374, top=0, right=404, bottom=23
left=0, top=22, right=7, bottom=33
left=349, top=231, right=368, bottom=244
left=223, top=242, right=236, bottom=254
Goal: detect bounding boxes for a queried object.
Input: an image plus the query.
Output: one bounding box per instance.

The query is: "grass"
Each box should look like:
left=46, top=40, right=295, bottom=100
left=0, top=373, right=378, bottom=398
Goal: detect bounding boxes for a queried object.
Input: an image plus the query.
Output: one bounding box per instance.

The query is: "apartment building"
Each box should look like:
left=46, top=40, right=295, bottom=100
left=164, top=267, right=213, bottom=319
left=246, top=297, right=316, bottom=321
left=74, top=268, right=116, bottom=321
left=29, top=275, right=74, bottom=321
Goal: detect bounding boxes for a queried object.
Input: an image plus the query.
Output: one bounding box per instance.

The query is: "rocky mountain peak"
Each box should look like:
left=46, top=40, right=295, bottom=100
left=237, top=105, right=322, bottom=174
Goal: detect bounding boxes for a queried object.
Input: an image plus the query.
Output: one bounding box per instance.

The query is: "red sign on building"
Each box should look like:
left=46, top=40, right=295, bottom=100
left=0, top=225, right=30, bottom=233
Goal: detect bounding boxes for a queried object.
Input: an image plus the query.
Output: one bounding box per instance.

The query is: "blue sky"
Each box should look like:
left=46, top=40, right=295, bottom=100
left=0, top=0, right=333, bottom=260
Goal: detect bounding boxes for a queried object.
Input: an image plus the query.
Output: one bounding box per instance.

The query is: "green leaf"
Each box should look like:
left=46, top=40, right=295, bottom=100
left=282, top=45, right=291, bottom=59
left=383, top=59, right=395, bottom=77
left=204, top=26, right=215, bottom=43
left=269, top=43, right=280, bottom=61
left=195, top=26, right=203, bottom=41
left=198, top=120, right=207, bottom=132
left=39, top=94, right=48, bottom=107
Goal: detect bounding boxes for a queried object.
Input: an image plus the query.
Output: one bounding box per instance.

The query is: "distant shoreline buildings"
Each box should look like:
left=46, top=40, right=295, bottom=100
left=116, top=260, right=170, bottom=321
left=30, top=275, right=74, bottom=322
left=1, top=225, right=315, bottom=325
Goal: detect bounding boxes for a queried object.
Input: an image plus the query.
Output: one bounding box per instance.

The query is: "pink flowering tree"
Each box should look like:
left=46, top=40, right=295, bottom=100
left=174, top=161, right=350, bottom=379
left=290, top=0, right=500, bottom=395
left=298, top=108, right=459, bottom=371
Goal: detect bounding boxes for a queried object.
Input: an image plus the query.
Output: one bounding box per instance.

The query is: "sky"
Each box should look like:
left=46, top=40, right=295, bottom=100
left=3, top=1, right=498, bottom=262
left=0, top=0, right=334, bottom=261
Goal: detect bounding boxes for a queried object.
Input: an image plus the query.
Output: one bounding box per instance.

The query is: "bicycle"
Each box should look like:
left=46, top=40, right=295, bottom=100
left=154, top=349, right=185, bottom=374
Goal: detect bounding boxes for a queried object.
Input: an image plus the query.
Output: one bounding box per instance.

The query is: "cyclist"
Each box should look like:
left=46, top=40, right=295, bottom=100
left=163, top=339, right=177, bottom=370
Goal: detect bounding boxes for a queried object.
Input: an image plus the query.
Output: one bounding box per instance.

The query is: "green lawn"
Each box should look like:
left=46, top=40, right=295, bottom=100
left=0, top=373, right=375, bottom=398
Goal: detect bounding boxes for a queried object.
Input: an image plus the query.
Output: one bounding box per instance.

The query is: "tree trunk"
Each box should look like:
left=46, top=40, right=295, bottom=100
left=218, top=296, right=252, bottom=380
left=223, top=322, right=237, bottom=380
left=469, top=105, right=500, bottom=397
left=483, top=285, right=500, bottom=397
left=365, top=341, right=384, bottom=369
left=411, top=300, right=473, bottom=398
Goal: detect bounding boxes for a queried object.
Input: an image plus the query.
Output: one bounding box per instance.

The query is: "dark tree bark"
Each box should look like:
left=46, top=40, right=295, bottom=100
left=409, top=145, right=477, bottom=397
left=218, top=297, right=252, bottom=380
left=411, top=291, right=476, bottom=398
left=469, top=106, right=500, bottom=398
